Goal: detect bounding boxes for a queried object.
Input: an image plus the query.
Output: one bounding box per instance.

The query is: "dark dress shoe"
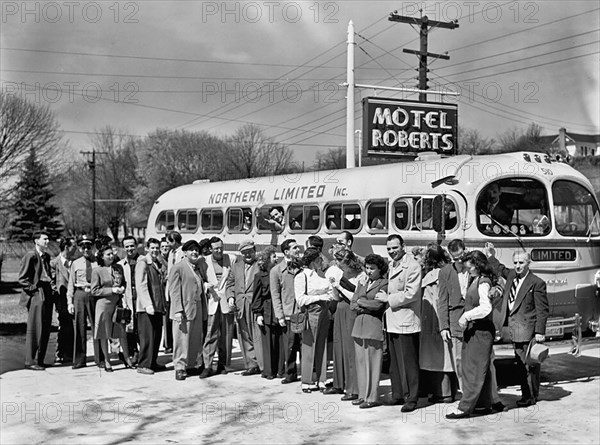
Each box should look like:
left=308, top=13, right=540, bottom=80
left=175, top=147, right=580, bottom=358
left=97, top=361, right=105, bottom=368
left=516, top=398, right=536, bottom=407
left=492, top=402, right=507, bottom=412
left=72, top=363, right=86, bottom=370
left=341, top=394, right=359, bottom=401
left=322, top=387, right=344, bottom=395
left=281, top=376, right=298, bottom=384
left=473, top=407, right=493, bottom=415
left=175, top=370, right=187, bottom=381
left=351, top=398, right=365, bottom=406
left=241, top=367, right=261, bottom=376
left=401, top=402, right=418, bottom=413
left=199, top=368, right=213, bottom=379
left=25, top=364, right=45, bottom=371
left=446, top=411, right=470, bottom=419
left=104, top=365, right=114, bottom=373
left=216, top=365, right=228, bottom=375
left=359, top=401, right=380, bottom=409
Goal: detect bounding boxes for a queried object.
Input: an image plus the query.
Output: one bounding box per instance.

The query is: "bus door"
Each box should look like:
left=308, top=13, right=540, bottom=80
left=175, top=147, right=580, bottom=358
left=431, top=191, right=466, bottom=234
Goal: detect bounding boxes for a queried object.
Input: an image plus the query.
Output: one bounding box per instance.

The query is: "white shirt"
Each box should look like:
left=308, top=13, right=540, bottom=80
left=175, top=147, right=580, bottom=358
left=462, top=280, right=492, bottom=322
left=508, top=271, right=530, bottom=311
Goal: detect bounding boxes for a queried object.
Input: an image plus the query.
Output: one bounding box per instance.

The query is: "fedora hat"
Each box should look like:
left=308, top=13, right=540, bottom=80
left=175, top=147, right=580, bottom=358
left=525, top=339, right=549, bottom=365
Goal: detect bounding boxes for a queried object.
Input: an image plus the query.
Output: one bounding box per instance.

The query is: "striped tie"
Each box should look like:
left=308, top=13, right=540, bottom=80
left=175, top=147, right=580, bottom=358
left=509, top=277, right=520, bottom=304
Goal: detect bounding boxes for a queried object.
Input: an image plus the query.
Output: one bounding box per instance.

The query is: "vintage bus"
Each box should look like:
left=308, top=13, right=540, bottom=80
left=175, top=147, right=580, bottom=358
left=146, top=151, right=600, bottom=337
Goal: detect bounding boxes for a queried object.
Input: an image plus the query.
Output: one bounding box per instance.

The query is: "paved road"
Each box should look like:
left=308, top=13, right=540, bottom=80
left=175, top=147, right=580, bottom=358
left=1, top=336, right=598, bottom=444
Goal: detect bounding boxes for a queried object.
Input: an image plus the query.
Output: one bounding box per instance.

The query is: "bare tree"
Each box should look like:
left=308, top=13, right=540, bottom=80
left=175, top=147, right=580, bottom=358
left=133, top=128, right=227, bottom=218
left=224, top=124, right=295, bottom=178
left=497, top=123, right=547, bottom=153
left=0, top=92, right=63, bottom=203
left=458, top=127, right=496, bottom=155
left=313, top=147, right=346, bottom=170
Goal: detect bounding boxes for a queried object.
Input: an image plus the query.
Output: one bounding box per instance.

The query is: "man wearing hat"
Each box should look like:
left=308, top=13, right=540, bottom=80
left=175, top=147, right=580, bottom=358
left=226, top=239, right=262, bottom=376
left=68, top=235, right=105, bottom=368
left=487, top=246, right=549, bottom=407
left=169, top=240, right=208, bottom=381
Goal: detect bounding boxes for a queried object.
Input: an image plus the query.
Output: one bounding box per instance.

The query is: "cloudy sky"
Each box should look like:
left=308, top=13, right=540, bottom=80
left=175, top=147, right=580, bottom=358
left=1, top=0, right=599, bottom=167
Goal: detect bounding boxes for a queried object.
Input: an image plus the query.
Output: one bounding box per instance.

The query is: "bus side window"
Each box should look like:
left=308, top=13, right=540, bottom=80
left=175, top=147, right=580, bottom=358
left=156, top=210, right=175, bottom=233
left=393, top=200, right=410, bottom=230
left=342, top=203, right=362, bottom=231
left=228, top=207, right=252, bottom=233
left=288, top=205, right=320, bottom=232
left=414, top=198, right=434, bottom=230
left=177, top=209, right=198, bottom=232
left=367, top=201, right=388, bottom=231
left=325, top=204, right=342, bottom=230
left=201, top=209, right=223, bottom=232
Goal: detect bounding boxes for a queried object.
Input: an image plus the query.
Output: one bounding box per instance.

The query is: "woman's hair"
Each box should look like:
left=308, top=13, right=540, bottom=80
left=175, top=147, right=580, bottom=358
left=302, top=247, right=322, bottom=268
left=464, top=250, right=498, bottom=285
left=333, top=247, right=363, bottom=273
left=364, top=253, right=388, bottom=276
left=258, top=247, right=276, bottom=272
left=96, top=244, right=114, bottom=267
left=422, top=243, right=451, bottom=274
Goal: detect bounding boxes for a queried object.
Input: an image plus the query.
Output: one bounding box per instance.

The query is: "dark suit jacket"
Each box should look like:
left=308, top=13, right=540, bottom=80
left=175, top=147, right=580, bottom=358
left=437, top=263, right=465, bottom=337
left=251, top=270, right=276, bottom=325
left=350, top=276, right=388, bottom=341
left=18, top=250, right=51, bottom=307
left=168, top=260, right=207, bottom=321
left=489, top=257, right=549, bottom=343
left=227, top=259, right=259, bottom=318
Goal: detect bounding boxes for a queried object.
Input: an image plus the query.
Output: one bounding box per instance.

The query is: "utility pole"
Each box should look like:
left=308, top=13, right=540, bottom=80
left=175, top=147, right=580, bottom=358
left=388, top=11, right=458, bottom=102
left=81, top=148, right=108, bottom=240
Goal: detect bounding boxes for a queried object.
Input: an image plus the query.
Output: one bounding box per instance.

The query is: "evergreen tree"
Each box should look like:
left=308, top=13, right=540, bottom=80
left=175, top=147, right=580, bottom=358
left=7, top=146, right=63, bottom=240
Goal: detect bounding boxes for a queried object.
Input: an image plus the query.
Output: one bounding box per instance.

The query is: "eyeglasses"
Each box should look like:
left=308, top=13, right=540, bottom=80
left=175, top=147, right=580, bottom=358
left=451, top=252, right=466, bottom=262
left=335, top=240, right=346, bottom=245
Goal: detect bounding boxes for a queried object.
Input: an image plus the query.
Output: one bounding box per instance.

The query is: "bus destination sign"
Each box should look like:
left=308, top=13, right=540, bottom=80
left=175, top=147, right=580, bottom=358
left=531, top=249, right=577, bottom=261
left=363, top=97, right=458, bottom=157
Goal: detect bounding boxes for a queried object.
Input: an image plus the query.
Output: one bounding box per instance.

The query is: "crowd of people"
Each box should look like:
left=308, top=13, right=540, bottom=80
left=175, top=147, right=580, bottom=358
left=18, top=229, right=549, bottom=417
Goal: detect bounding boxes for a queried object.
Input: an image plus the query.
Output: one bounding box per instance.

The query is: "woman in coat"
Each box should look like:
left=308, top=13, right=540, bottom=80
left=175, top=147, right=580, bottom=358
left=295, top=247, right=333, bottom=393
left=350, top=254, right=388, bottom=409
left=419, top=243, right=458, bottom=403
left=251, top=249, right=281, bottom=380
left=324, top=247, right=363, bottom=400
left=446, top=250, right=498, bottom=418
left=91, top=244, right=132, bottom=372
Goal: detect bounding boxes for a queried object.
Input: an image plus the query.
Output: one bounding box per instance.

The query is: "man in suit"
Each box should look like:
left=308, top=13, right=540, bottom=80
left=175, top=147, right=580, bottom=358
left=227, top=239, right=261, bottom=375
left=19, top=231, right=54, bottom=370
left=169, top=240, right=208, bottom=380
left=438, top=239, right=468, bottom=387
left=375, top=234, right=422, bottom=412
left=199, top=236, right=235, bottom=378
left=477, top=182, right=514, bottom=227
left=68, top=235, right=105, bottom=369
left=487, top=246, right=549, bottom=407
left=50, top=237, right=77, bottom=364
left=271, top=238, right=303, bottom=384
left=169, top=240, right=208, bottom=381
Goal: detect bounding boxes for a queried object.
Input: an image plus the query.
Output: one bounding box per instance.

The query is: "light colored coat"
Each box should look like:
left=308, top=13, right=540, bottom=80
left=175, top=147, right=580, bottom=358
left=384, top=253, right=422, bottom=334
left=203, top=253, right=235, bottom=315
left=168, top=260, right=207, bottom=321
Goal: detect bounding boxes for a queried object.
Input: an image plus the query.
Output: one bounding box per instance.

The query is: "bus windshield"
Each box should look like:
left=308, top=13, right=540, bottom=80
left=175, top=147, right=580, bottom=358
left=476, top=178, right=550, bottom=237
left=552, top=180, right=600, bottom=237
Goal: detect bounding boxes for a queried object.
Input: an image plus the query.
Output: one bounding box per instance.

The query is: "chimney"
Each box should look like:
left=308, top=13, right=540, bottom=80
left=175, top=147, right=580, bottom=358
left=558, top=127, right=567, bottom=154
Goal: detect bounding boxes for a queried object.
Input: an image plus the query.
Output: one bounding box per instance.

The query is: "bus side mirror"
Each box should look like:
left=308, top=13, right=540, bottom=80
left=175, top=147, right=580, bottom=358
left=432, top=195, right=445, bottom=233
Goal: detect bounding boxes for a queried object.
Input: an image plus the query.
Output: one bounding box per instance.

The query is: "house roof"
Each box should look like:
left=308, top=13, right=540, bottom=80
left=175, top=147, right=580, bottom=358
left=540, top=131, right=600, bottom=146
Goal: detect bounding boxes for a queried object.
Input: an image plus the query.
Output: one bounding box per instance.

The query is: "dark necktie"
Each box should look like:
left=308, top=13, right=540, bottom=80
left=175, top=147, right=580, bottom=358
left=86, top=259, right=92, bottom=283
left=509, top=276, right=520, bottom=304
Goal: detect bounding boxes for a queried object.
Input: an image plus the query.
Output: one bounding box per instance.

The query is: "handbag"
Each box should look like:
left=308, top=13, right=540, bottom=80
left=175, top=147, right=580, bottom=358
left=289, top=272, right=308, bottom=334
left=113, top=306, right=132, bottom=325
